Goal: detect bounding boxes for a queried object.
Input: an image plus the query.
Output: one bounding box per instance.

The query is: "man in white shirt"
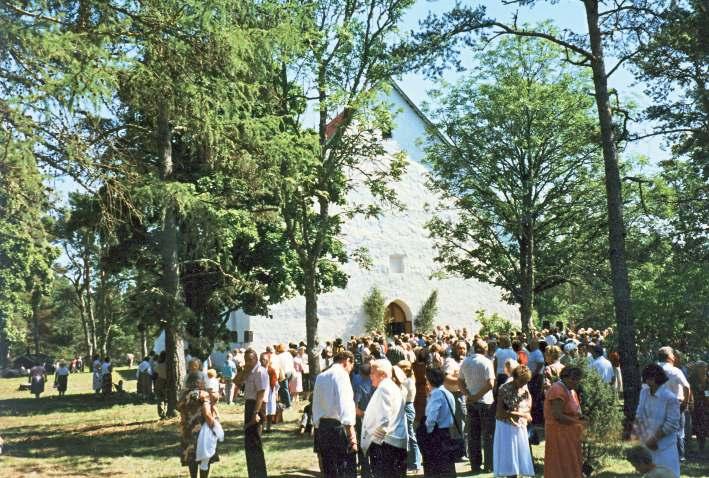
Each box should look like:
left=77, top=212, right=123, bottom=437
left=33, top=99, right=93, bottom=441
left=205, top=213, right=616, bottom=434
left=313, top=351, right=357, bottom=478
left=361, top=359, right=408, bottom=478
left=459, top=338, right=496, bottom=473
left=591, top=345, right=615, bottom=384
left=657, top=346, right=691, bottom=461
left=233, top=348, right=268, bottom=478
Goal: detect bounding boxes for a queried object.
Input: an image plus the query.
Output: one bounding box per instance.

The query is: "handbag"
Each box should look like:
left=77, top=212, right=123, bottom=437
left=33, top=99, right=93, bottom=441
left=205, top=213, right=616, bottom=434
left=442, top=394, right=466, bottom=461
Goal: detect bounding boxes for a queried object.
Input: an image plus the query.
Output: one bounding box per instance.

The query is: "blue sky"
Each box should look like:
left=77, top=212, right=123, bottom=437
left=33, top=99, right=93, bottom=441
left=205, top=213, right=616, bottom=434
left=395, top=0, right=667, bottom=169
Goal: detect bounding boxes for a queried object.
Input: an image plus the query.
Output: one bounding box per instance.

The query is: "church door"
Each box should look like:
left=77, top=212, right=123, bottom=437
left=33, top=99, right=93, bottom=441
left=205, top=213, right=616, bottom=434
left=385, top=302, right=411, bottom=335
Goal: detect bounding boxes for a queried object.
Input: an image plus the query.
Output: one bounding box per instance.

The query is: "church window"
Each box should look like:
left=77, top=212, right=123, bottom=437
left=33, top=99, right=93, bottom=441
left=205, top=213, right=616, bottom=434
left=389, top=254, right=405, bottom=273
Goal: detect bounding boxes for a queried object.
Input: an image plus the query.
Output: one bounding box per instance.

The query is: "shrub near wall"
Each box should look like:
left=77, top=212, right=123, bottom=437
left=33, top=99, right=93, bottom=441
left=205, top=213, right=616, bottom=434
left=363, top=287, right=386, bottom=334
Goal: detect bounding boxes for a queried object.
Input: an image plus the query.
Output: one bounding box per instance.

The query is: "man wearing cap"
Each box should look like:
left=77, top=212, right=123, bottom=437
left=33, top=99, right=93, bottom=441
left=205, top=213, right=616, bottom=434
left=591, top=345, right=615, bottom=384
left=361, top=359, right=408, bottom=477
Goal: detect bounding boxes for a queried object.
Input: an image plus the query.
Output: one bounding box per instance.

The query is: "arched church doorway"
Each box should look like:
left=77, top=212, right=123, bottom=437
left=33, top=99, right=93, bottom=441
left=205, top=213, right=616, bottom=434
left=385, top=301, right=412, bottom=335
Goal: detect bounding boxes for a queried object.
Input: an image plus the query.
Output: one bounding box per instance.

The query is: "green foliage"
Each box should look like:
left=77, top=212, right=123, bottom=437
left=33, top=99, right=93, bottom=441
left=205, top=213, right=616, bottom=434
left=633, top=0, right=709, bottom=178
left=574, top=358, right=624, bottom=474
left=424, top=35, right=606, bottom=331
left=414, top=290, right=438, bottom=333
left=363, top=288, right=386, bottom=334
left=537, top=156, right=709, bottom=361
left=475, top=309, right=513, bottom=338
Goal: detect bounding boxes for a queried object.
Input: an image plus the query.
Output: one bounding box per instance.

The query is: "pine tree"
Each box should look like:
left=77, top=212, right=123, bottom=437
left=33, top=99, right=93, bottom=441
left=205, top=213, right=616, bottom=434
left=363, top=288, right=386, bottom=334
left=414, top=290, right=438, bottom=333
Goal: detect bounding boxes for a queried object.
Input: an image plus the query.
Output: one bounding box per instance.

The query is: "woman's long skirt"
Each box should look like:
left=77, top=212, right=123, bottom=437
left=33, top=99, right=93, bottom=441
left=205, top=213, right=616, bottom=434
left=92, top=372, right=101, bottom=392
left=101, top=373, right=112, bottom=394
left=492, top=419, right=534, bottom=477
left=138, top=371, right=153, bottom=395
left=30, top=376, right=45, bottom=395
left=56, top=374, right=68, bottom=393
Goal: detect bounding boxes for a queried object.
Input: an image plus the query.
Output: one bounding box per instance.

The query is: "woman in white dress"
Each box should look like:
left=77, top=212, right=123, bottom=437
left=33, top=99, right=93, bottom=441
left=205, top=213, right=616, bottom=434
left=493, top=365, right=535, bottom=477
left=260, top=352, right=279, bottom=432
left=634, top=364, right=681, bottom=478
left=91, top=354, right=102, bottom=394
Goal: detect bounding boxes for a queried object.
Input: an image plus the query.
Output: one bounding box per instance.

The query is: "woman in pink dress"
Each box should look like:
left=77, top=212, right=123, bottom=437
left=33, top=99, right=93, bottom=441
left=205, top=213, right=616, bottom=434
left=544, top=366, right=585, bottom=478
left=289, top=349, right=303, bottom=403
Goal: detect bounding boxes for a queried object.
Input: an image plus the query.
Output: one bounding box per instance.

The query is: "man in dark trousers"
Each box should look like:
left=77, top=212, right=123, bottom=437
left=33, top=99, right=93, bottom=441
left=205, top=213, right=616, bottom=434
left=234, top=348, right=268, bottom=478
left=313, top=351, right=358, bottom=477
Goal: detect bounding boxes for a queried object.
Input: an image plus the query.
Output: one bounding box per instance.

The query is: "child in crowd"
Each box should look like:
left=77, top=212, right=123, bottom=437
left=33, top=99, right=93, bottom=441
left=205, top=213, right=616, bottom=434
left=298, top=392, right=313, bottom=435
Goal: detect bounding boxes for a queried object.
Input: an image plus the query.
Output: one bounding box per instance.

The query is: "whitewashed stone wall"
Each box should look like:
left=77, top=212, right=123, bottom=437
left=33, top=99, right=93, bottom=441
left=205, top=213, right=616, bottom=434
left=154, top=84, right=520, bottom=357
left=231, top=84, right=519, bottom=352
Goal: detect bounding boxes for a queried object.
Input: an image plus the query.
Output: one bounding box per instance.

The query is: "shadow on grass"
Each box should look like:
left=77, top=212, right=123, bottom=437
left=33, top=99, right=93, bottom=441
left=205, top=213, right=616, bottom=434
left=269, top=471, right=320, bottom=478
left=2, top=421, right=179, bottom=459
left=116, top=369, right=139, bottom=382
left=0, top=392, right=141, bottom=417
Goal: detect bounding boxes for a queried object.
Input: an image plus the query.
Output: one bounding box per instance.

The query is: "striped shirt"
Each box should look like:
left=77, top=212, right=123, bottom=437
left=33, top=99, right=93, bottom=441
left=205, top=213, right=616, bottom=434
left=460, top=353, right=495, bottom=404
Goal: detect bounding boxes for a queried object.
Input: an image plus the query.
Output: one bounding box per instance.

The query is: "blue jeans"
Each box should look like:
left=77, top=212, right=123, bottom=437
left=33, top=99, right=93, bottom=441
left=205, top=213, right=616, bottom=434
left=678, top=409, right=687, bottom=459
left=405, top=402, right=422, bottom=470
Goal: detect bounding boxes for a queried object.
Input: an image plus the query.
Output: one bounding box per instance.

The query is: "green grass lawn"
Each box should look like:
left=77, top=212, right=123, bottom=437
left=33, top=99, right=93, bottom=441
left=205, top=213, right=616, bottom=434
left=1, top=368, right=707, bottom=477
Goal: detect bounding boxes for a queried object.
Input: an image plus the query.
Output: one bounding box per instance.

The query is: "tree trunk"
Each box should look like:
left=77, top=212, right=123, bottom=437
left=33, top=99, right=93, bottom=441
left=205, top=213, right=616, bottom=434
left=97, top=268, right=109, bottom=355
left=139, top=325, right=148, bottom=359
left=83, top=249, right=98, bottom=354
left=31, top=285, right=42, bottom=355
left=584, top=0, right=640, bottom=424
left=304, top=266, right=320, bottom=387
left=77, top=293, right=93, bottom=359
left=165, top=321, right=186, bottom=416
left=157, top=99, right=185, bottom=417
left=0, top=312, right=9, bottom=368
left=519, top=230, right=534, bottom=335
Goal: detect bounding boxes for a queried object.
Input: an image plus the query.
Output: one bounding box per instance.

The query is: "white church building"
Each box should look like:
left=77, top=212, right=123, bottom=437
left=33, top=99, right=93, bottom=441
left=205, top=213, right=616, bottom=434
left=155, top=83, right=519, bottom=356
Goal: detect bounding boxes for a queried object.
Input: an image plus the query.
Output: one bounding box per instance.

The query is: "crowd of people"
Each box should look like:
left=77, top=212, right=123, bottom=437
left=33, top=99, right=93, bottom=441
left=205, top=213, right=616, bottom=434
left=168, top=323, right=706, bottom=478
left=9, top=322, right=704, bottom=478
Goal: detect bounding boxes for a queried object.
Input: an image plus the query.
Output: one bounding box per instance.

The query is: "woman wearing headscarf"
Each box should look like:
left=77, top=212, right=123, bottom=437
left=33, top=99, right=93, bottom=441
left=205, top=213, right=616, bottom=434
left=29, top=363, right=47, bottom=399
left=544, top=366, right=585, bottom=478
left=178, top=371, right=219, bottom=478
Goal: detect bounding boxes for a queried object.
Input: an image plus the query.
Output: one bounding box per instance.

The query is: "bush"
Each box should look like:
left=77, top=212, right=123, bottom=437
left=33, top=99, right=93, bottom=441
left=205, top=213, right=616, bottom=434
left=574, top=358, right=624, bottom=475
left=475, top=309, right=513, bottom=337
left=363, top=287, right=386, bottom=334
left=414, top=290, right=438, bottom=333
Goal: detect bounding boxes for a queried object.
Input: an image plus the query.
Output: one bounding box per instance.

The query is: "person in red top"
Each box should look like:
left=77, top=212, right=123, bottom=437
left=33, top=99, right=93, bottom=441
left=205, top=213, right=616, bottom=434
left=513, top=340, right=528, bottom=366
